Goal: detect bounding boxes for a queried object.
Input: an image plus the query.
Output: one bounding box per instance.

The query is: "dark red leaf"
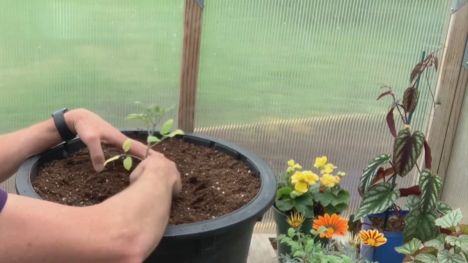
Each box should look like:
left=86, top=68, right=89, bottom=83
left=402, top=87, right=420, bottom=114
left=410, top=62, right=423, bottom=83
left=377, top=90, right=394, bottom=100
left=399, top=185, right=421, bottom=197
left=423, top=139, right=432, bottom=169
left=386, top=106, right=397, bottom=137
left=372, top=167, right=395, bottom=184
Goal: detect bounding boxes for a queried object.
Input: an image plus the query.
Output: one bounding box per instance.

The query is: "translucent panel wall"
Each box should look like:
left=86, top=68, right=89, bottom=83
left=194, top=0, right=450, bottom=232
left=0, top=1, right=184, bottom=132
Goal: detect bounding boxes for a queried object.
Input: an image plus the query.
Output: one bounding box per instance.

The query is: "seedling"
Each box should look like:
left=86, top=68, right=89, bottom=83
left=104, top=103, right=184, bottom=171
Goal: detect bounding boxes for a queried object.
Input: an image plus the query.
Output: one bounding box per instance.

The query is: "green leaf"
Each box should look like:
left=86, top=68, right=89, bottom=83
left=123, top=156, right=133, bottom=171
left=287, top=228, right=295, bottom=237
left=424, top=235, right=446, bottom=250
left=437, top=250, right=467, bottom=263
left=354, top=183, right=400, bottom=221
left=404, top=208, right=438, bottom=242
left=446, top=235, right=468, bottom=253
left=395, top=238, right=422, bottom=256
left=419, top=169, right=442, bottom=213
left=275, top=199, right=294, bottom=213
left=122, top=139, right=133, bottom=153
left=359, top=154, right=391, bottom=194
left=294, top=195, right=315, bottom=218
left=435, top=209, right=463, bottom=229
left=160, top=119, right=174, bottom=135
left=406, top=195, right=421, bottom=210
left=414, top=253, right=437, bottom=263
left=167, top=129, right=184, bottom=138
left=126, top=113, right=145, bottom=120
left=276, top=186, right=293, bottom=199
left=437, top=201, right=453, bottom=215
left=147, top=135, right=161, bottom=144
left=393, top=128, right=425, bottom=177
left=304, top=239, right=315, bottom=253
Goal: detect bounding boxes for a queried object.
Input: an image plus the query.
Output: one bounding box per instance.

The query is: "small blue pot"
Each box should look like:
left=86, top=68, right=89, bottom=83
left=360, top=210, right=408, bottom=263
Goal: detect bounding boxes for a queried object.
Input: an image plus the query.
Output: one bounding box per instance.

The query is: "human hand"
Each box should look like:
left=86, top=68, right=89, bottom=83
left=129, top=153, right=182, bottom=195
left=64, top=108, right=148, bottom=172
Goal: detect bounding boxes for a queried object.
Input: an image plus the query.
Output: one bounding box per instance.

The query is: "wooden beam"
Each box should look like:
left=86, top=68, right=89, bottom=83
left=178, top=0, right=203, bottom=132
left=427, top=4, right=468, bottom=186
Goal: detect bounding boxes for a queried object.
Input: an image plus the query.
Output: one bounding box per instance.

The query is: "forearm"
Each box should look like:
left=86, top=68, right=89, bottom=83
left=0, top=118, right=62, bottom=182
left=101, top=170, right=175, bottom=259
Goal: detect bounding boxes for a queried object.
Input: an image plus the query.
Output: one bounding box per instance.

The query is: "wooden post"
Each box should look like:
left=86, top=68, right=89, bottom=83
left=427, top=3, right=468, bottom=186
left=178, top=0, right=204, bottom=132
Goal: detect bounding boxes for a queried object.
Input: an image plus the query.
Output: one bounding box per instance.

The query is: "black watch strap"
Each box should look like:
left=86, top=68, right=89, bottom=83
left=51, top=108, right=76, bottom=142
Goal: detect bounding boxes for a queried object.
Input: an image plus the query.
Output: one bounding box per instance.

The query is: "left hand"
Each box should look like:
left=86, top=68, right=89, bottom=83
left=64, top=108, right=147, bottom=172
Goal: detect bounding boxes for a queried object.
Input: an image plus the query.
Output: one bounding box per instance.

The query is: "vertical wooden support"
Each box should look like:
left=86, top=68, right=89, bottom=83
left=178, top=0, right=204, bottom=132
left=427, top=3, right=468, bottom=185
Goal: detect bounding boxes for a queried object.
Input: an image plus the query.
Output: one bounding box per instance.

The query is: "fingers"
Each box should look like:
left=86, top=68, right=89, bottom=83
left=80, top=132, right=106, bottom=172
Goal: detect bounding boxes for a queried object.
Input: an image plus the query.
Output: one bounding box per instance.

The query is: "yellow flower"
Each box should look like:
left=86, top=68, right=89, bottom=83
left=359, top=229, right=387, bottom=247
left=337, top=171, right=346, bottom=177
left=287, top=212, right=305, bottom=229
left=294, top=181, right=309, bottom=193
left=287, top=159, right=302, bottom=170
left=302, top=170, right=319, bottom=185
left=320, top=174, right=340, bottom=188
left=321, top=163, right=337, bottom=174
left=313, top=214, right=348, bottom=238
left=314, top=156, right=328, bottom=169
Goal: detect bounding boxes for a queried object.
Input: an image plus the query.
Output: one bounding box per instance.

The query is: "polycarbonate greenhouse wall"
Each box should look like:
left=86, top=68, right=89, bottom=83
left=0, top=1, right=454, bottom=233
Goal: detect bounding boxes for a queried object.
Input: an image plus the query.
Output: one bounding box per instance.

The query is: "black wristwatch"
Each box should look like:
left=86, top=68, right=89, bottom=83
left=51, top=108, right=76, bottom=143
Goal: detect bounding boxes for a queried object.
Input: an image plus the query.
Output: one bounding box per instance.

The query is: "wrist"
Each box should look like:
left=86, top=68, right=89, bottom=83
left=51, top=108, right=76, bottom=142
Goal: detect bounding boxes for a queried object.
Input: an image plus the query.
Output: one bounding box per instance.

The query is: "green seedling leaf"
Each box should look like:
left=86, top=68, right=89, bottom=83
left=354, top=183, right=400, bottom=221
left=435, top=209, right=463, bottom=229
left=168, top=129, right=184, bottom=138
left=160, top=119, right=174, bottom=135
left=393, top=128, right=425, bottom=177
left=147, top=135, right=160, bottom=144
left=359, top=154, right=391, bottom=195
left=424, top=235, right=446, bottom=250
left=122, top=139, right=133, bottom=153
left=103, top=155, right=120, bottom=167
left=395, top=238, right=422, bottom=255
left=123, top=156, right=133, bottom=171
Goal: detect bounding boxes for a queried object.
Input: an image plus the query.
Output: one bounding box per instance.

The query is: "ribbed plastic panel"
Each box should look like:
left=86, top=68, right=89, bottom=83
left=0, top=1, right=184, bottom=132
left=194, top=0, right=450, bottom=233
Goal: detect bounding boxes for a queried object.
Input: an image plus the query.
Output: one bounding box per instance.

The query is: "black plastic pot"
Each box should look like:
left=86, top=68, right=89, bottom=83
left=16, top=131, right=276, bottom=263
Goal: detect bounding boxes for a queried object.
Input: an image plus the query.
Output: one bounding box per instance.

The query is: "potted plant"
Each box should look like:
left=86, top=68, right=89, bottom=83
left=395, top=208, right=468, bottom=262
left=273, top=156, right=349, bottom=258
left=277, top=211, right=374, bottom=262
left=352, top=53, right=449, bottom=263
left=15, top=104, right=277, bottom=263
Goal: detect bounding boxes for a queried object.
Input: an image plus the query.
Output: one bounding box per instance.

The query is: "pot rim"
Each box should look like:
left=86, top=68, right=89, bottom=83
left=15, top=131, right=276, bottom=238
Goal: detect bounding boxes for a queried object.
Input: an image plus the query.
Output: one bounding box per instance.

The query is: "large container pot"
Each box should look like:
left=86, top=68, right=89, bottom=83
left=360, top=210, right=408, bottom=263
left=16, top=131, right=277, bottom=263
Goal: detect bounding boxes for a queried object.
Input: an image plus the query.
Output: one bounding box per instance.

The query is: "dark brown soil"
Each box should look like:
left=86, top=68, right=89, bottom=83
left=32, top=138, right=260, bottom=225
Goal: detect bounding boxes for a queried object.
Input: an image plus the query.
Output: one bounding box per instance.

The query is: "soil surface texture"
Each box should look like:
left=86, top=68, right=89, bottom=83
left=33, top=138, right=260, bottom=225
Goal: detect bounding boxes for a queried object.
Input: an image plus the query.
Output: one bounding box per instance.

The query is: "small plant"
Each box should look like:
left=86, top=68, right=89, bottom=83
left=352, top=53, right=449, bottom=242
left=104, top=103, right=184, bottom=170
left=395, top=208, right=468, bottom=262
left=278, top=212, right=375, bottom=263
left=275, top=156, right=349, bottom=218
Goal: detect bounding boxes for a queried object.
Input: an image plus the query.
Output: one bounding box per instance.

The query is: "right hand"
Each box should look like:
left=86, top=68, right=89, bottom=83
left=129, top=153, right=182, bottom=195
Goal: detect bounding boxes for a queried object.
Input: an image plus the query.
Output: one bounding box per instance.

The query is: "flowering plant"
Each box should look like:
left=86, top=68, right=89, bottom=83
left=275, top=156, right=349, bottom=218
left=278, top=212, right=376, bottom=263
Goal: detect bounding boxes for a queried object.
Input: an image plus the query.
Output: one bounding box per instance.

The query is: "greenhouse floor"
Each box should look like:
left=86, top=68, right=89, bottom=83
left=248, top=234, right=277, bottom=263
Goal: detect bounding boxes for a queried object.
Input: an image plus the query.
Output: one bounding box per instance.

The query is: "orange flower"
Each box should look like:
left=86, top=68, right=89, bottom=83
left=312, top=213, right=348, bottom=238
left=359, top=229, right=387, bottom=247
